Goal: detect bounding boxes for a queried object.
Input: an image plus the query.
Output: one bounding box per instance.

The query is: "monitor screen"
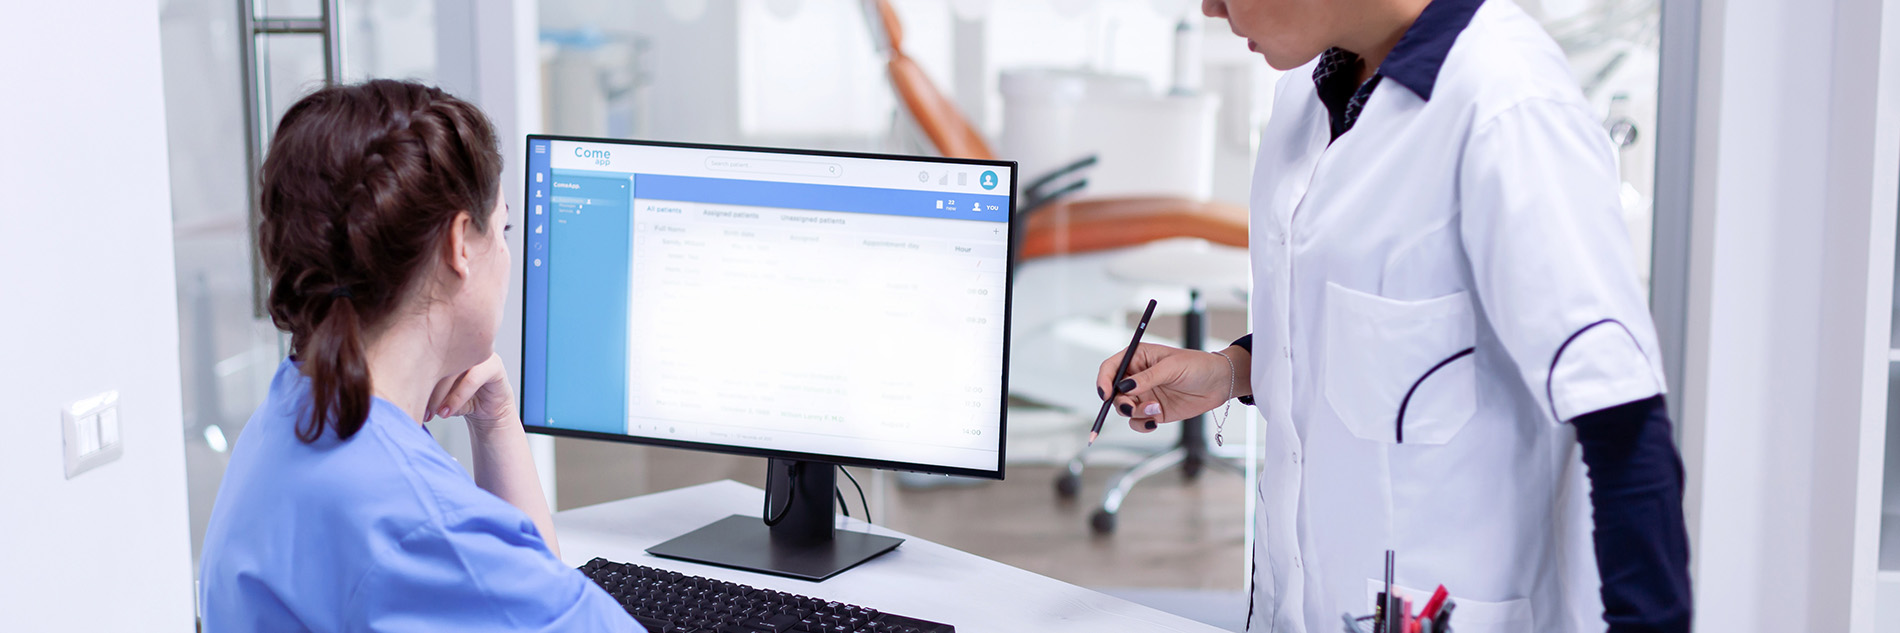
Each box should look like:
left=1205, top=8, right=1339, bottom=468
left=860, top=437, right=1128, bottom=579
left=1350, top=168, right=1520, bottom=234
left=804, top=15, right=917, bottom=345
left=520, top=136, right=1014, bottom=478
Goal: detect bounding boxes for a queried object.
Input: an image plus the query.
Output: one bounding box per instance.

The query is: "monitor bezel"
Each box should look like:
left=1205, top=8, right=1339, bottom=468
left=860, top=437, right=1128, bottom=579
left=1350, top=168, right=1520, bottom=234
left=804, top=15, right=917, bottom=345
left=519, top=134, right=1016, bottom=481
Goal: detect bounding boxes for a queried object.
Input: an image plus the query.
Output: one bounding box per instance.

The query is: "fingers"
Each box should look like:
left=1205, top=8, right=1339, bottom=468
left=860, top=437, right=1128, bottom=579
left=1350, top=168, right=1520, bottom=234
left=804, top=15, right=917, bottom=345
left=1118, top=354, right=1188, bottom=400
left=1111, top=353, right=1191, bottom=424
left=424, top=374, right=458, bottom=422
left=1127, top=405, right=1164, bottom=433
left=1096, top=349, right=1125, bottom=401
left=1097, top=343, right=1178, bottom=402
left=1114, top=394, right=1162, bottom=425
left=1111, top=396, right=1163, bottom=419
left=432, top=371, right=471, bottom=420
left=423, top=354, right=517, bottom=426
left=444, top=370, right=496, bottom=420
left=452, top=356, right=515, bottom=418
left=442, top=366, right=479, bottom=417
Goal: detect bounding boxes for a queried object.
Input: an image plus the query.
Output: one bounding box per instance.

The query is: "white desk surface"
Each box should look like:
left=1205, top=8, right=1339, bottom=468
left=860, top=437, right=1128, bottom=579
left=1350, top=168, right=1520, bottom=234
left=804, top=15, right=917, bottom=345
left=554, top=480, right=1227, bottom=633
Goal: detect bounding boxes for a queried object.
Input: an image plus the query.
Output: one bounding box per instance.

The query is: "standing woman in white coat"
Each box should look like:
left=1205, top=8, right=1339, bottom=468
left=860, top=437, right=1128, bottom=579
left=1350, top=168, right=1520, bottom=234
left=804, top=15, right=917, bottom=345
left=1097, top=0, right=1692, bottom=631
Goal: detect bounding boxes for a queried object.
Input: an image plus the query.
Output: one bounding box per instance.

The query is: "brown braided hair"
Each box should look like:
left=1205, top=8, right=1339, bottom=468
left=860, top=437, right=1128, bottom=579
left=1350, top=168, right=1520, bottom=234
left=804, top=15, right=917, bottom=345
left=256, top=80, right=502, bottom=443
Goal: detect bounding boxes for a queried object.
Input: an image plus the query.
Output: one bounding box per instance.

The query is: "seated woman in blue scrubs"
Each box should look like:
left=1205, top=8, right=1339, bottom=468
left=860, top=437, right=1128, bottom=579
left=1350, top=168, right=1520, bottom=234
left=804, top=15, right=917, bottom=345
left=199, top=80, right=637, bottom=632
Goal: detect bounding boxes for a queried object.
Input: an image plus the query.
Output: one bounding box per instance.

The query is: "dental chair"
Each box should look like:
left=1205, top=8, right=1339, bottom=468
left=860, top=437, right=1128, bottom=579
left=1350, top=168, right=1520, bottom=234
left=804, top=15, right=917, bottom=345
left=863, top=0, right=1249, bottom=533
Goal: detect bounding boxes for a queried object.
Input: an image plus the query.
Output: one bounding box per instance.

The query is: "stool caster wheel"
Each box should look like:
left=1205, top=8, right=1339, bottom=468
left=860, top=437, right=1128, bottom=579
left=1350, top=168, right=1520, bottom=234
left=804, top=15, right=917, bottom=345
left=1055, top=471, right=1081, bottom=498
left=1090, top=509, right=1117, bottom=534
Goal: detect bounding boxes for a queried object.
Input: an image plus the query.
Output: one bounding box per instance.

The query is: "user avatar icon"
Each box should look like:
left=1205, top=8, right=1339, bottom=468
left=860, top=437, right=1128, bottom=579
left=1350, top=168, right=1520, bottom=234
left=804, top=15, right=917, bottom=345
left=979, top=170, right=998, bottom=190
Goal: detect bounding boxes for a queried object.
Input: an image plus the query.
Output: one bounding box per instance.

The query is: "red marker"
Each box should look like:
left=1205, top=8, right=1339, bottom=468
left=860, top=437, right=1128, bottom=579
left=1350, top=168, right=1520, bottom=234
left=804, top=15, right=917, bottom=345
left=1419, top=585, right=1449, bottom=621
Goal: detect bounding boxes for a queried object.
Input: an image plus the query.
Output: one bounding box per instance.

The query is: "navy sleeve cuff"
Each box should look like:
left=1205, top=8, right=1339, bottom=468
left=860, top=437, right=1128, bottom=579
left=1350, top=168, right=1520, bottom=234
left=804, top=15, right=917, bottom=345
left=1230, top=334, right=1254, bottom=406
left=1572, top=395, right=1693, bottom=633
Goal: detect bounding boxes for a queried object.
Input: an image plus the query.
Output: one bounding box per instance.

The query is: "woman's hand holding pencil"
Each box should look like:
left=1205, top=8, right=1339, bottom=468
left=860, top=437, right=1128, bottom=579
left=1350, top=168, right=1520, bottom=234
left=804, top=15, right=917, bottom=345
left=1089, top=299, right=1254, bottom=441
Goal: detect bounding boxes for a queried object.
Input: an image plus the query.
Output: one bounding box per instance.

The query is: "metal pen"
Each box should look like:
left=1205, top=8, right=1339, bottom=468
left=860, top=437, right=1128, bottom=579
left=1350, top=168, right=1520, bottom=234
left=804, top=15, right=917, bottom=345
left=1379, top=550, right=1396, bottom=633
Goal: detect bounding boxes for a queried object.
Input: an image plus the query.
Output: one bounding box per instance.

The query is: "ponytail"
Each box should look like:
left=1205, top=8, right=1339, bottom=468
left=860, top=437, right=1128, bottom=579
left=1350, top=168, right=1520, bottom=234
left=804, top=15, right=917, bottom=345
left=299, top=291, right=372, bottom=442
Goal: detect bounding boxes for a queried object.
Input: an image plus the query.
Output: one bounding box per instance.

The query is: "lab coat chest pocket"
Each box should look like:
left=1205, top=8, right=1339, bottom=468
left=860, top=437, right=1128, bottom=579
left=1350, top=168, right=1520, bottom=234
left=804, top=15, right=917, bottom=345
left=1323, top=282, right=1477, bottom=444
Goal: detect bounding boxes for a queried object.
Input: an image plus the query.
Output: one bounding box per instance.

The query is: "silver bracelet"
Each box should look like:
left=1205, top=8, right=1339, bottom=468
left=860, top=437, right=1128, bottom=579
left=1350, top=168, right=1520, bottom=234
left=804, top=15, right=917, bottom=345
left=1210, top=350, right=1236, bottom=446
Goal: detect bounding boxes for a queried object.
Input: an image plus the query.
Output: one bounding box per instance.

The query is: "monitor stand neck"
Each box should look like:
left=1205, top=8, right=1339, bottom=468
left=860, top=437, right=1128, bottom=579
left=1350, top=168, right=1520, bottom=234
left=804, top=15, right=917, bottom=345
left=645, top=458, right=905, bottom=582
left=766, top=458, right=838, bottom=543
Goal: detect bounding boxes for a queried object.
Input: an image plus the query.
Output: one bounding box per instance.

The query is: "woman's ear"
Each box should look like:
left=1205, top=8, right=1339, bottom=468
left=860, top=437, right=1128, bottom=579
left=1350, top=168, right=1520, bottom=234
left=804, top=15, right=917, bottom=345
left=444, top=210, right=474, bottom=279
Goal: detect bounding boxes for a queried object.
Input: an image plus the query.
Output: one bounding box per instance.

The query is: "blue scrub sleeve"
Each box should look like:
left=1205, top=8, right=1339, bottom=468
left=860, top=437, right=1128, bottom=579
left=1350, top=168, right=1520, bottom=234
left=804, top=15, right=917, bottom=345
left=1571, top=395, right=1692, bottom=633
left=345, top=513, right=640, bottom=633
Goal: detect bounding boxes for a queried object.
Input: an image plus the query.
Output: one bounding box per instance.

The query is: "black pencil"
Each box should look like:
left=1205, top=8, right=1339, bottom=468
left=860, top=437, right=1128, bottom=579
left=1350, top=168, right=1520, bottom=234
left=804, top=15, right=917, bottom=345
left=1090, top=299, right=1158, bottom=446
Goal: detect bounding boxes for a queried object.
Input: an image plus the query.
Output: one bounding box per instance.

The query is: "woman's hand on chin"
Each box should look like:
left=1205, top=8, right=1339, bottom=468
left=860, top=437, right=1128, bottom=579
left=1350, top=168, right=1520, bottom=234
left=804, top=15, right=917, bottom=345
left=426, top=353, right=519, bottom=434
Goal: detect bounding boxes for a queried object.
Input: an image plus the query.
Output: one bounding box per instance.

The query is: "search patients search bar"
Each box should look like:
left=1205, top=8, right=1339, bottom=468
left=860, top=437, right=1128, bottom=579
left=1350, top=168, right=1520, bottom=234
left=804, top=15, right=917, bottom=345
left=705, top=156, right=842, bottom=178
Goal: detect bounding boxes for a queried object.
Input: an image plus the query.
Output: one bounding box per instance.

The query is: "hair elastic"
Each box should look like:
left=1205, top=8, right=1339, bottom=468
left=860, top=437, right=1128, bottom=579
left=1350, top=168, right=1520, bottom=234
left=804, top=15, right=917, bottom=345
left=329, top=286, right=353, bottom=299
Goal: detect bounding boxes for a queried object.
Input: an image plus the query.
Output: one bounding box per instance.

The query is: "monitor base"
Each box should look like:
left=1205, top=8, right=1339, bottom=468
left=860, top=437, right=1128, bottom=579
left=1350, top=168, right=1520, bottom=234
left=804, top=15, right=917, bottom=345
left=647, top=514, right=903, bottom=582
left=647, top=458, right=902, bottom=582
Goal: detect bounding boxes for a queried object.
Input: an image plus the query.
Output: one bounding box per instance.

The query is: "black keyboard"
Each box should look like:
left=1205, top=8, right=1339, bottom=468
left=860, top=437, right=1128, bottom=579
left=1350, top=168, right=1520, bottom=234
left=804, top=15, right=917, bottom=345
left=580, top=557, right=955, bottom=633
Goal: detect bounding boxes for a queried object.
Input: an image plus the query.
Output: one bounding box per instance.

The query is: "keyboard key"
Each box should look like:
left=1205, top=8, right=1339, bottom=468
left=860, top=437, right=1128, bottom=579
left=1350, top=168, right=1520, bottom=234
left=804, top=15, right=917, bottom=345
left=632, top=615, right=673, bottom=632
left=749, top=613, right=800, bottom=631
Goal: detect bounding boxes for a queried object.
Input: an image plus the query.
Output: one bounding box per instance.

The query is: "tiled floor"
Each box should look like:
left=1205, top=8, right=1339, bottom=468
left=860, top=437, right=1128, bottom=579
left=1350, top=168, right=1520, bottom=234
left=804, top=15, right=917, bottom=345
left=555, top=440, right=1251, bottom=591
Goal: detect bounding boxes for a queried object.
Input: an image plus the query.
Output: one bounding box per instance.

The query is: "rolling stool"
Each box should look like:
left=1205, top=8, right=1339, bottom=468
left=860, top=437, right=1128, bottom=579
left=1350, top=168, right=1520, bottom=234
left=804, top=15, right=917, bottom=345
left=862, top=0, right=1253, bottom=516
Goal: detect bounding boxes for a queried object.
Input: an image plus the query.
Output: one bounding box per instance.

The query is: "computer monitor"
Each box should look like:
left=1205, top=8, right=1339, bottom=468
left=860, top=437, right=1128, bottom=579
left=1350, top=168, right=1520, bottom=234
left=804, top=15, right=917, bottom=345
left=520, top=135, right=1015, bottom=580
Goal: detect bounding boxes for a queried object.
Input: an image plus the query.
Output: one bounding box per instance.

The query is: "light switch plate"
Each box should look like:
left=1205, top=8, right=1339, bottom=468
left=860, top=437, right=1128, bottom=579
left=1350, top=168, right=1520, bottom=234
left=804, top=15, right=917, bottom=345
left=63, top=391, right=123, bottom=479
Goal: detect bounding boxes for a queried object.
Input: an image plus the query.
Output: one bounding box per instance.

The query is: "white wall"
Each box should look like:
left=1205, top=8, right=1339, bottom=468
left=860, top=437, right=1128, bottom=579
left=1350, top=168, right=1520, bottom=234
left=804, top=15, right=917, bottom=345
left=1679, top=0, right=1900, bottom=631
left=0, top=1, right=195, bottom=630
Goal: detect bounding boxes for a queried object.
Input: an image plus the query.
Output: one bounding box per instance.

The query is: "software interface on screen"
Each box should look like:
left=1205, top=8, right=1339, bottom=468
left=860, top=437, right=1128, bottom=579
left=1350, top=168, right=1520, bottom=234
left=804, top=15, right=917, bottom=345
left=522, top=138, right=1012, bottom=473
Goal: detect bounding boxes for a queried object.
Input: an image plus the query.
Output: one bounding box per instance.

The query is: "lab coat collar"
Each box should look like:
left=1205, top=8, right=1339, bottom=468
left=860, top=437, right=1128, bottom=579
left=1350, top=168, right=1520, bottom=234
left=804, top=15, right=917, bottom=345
left=1377, top=0, right=1487, bottom=101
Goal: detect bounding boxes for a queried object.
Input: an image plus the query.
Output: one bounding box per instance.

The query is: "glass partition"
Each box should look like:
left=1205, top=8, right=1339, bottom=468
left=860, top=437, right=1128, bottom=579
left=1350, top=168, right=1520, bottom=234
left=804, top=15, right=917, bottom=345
left=532, top=0, right=1667, bottom=598
left=1527, top=0, right=1662, bottom=291
left=159, top=0, right=438, bottom=570
left=157, top=0, right=1671, bottom=600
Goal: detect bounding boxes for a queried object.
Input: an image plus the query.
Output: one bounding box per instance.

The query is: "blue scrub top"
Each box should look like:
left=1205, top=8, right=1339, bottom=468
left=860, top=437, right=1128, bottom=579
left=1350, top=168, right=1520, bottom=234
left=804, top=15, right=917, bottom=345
left=199, top=359, right=639, bottom=632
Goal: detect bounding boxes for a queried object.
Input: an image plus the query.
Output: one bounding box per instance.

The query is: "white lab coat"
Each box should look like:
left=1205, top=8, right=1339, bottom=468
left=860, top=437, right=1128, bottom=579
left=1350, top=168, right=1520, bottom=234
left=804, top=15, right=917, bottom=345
left=1242, top=2, right=1666, bottom=632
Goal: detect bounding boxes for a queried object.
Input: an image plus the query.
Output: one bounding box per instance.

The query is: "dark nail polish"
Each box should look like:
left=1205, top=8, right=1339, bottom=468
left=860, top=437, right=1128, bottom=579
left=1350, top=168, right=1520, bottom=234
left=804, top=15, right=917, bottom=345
left=1145, top=421, right=1157, bottom=430
left=1117, top=378, right=1136, bottom=392
left=1118, top=403, right=1133, bottom=416
left=1097, top=386, right=1105, bottom=400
